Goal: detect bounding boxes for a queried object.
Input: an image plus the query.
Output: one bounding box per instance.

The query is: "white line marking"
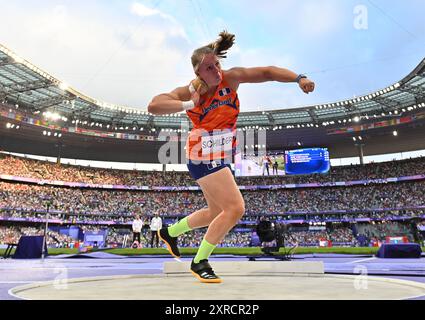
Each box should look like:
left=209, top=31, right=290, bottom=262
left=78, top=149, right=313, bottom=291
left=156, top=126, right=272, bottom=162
left=0, top=281, right=37, bottom=284
left=8, top=288, right=30, bottom=300
left=345, top=257, right=377, bottom=264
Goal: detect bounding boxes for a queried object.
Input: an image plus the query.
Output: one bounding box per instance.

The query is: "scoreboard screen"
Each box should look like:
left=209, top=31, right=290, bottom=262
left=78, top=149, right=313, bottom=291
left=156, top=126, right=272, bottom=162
left=285, top=148, right=330, bottom=175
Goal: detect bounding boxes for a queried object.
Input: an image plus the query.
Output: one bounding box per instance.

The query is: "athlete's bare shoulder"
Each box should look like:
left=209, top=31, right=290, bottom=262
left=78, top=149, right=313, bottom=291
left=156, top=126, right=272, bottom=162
left=222, top=69, right=241, bottom=91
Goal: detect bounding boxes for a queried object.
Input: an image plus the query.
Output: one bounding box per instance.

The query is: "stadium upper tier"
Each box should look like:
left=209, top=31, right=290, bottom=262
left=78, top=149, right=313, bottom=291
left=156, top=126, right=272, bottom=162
left=1, top=43, right=425, bottom=130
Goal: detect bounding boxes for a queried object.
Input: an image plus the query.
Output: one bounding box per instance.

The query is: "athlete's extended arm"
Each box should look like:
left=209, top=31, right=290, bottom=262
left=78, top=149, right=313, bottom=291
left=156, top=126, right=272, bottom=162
left=225, top=67, right=315, bottom=94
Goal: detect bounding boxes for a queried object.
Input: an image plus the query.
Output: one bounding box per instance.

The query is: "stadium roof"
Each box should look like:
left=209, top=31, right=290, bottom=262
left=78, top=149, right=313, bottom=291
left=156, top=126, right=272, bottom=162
left=0, top=43, right=424, bottom=131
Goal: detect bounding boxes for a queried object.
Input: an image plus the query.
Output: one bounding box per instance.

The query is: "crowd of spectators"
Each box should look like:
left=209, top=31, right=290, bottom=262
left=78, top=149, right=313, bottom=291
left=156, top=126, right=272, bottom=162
left=1, top=154, right=424, bottom=248
left=284, top=227, right=357, bottom=247
left=1, top=154, right=425, bottom=187
left=1, top=180, right=424, bottom=217
left=0, top=226, right=75, bottom=248
left=355, top=221, right=414, bottom=242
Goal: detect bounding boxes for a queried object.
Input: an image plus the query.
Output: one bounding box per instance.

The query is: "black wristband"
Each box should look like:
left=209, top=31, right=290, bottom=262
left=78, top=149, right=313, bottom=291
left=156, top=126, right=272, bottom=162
left=295, top=74, right=307, bottom=83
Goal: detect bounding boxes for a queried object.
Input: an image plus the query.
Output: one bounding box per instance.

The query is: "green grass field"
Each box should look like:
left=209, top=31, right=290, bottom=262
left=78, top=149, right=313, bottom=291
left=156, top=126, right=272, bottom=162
left=0, top=246, right=416, bottom=257
left=2, top=246, right=424, bottom=257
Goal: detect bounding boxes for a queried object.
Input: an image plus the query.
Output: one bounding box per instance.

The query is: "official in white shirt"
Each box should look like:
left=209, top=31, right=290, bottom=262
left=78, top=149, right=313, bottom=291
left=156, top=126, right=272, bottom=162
left=150, top=212, right=162, bottom=248
left=132, top=215, right=144, bottom=245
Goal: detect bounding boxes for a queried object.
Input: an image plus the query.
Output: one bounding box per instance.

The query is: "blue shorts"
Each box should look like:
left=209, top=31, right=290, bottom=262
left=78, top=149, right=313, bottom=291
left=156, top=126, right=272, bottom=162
left=187, top=159, right=234, bottom=181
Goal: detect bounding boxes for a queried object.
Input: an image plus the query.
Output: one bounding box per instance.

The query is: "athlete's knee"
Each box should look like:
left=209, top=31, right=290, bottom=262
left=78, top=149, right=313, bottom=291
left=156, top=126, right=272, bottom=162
left=206, top=207, right=221, bottom=222
left=227, top=200, right=245, bottom=221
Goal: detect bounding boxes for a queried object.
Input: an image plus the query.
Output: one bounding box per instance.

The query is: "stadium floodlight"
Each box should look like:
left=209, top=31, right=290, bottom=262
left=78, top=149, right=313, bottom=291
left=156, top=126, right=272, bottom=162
left=13, top=55, right=24, bottom=64
left=353, top=116, right=360, bottom=122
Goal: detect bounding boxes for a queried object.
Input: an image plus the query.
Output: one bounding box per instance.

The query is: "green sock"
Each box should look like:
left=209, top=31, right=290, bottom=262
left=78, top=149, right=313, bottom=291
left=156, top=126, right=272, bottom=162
left=167, top=217, right=192, bottom=237
left=193, top=239, right=216, bottom=263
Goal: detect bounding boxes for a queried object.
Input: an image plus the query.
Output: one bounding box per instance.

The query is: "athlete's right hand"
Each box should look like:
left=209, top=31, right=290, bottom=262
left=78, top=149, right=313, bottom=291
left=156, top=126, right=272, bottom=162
left=192, top=77, right=209, bottom=95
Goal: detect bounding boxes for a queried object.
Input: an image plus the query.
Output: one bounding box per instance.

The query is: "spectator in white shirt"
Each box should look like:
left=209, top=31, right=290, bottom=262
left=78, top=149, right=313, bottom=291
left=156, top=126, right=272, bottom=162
left=150, top=212, right=162, bottom=248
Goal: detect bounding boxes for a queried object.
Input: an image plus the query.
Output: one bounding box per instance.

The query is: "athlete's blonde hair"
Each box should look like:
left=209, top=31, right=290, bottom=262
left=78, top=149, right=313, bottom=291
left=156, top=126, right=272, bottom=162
left=191, top=30, right=235, bottom=73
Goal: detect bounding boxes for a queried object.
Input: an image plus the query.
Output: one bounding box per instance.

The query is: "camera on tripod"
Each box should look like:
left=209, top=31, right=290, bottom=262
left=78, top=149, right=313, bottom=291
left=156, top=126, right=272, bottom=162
left=252, top=218, right=296, bottom=261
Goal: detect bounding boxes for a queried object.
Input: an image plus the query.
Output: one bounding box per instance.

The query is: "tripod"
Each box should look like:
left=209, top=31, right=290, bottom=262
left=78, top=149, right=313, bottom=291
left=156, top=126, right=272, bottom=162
left=41, top=198, right=53, bottom=261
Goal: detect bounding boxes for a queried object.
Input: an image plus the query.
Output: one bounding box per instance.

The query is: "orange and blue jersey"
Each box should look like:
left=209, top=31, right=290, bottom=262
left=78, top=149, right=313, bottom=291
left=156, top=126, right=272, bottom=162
left=185, top=74, right=240, bottom=161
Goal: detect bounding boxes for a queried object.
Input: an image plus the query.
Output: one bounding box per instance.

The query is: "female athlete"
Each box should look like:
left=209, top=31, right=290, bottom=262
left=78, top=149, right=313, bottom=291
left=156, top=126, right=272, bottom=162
left=148, top=31, right=315, bottom=283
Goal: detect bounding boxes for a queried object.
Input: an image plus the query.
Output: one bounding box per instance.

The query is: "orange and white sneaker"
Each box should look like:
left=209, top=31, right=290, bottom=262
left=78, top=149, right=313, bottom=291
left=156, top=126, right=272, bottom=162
left=190, top=259, right=222, bottom=283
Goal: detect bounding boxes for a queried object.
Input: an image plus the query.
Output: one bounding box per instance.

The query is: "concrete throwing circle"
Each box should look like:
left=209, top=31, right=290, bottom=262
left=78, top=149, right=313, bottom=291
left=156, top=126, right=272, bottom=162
left=10, top=274, right=425, bottom=300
